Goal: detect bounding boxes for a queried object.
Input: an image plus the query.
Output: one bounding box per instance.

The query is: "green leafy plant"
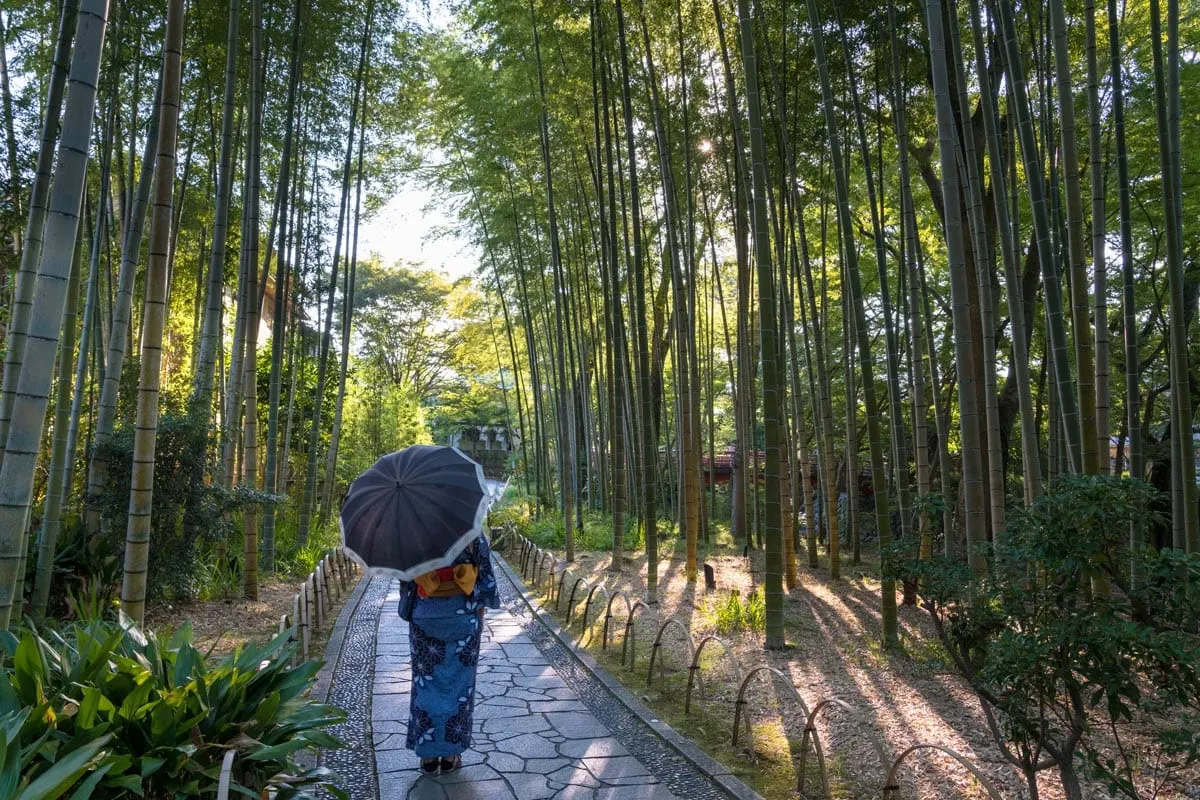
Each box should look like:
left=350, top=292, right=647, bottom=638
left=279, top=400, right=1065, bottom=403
left=705, top=588, right=766, bottom=635
left=493, top=501, right=642, bottom=556
left=36, top=519, right=122, bottom=621
left=0, top=707, right=113, bottom=800
left=0, top=617, right=346, bottom=799
left=275, top=520, right=342, bottom=579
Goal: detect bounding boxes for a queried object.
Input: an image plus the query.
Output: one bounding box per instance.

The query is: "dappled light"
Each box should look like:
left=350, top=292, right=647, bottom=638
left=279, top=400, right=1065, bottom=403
left=0, top=0, right=1196, bottom=797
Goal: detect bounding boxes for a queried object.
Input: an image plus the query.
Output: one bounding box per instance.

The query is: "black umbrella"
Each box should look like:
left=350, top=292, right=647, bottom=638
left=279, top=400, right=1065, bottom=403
left=339, top=445, right=491, bottom=580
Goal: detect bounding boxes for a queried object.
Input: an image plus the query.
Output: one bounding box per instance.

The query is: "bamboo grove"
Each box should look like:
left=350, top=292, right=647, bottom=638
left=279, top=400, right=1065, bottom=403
left=0, top=0, right=1195, bottom=655
left=411, top=0, right=1198, bottom=651
left=0, top=0, right=420, bottom=628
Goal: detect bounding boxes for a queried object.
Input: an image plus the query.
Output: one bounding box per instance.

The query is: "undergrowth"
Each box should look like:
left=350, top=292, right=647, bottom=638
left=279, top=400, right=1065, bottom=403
left=493, top=492, right=646, bottom=553
left=703, top=587, right=766, bottom=634
left=588, top=630, right=806, bottom=798
left=274, top=518, right=343, bottom=578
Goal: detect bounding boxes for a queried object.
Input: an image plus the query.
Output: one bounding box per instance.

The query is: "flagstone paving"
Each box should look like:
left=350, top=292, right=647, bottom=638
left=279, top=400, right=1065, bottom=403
left=320, top=556, right=748, bottom=800
left=372, top=583, right=680, bottom=800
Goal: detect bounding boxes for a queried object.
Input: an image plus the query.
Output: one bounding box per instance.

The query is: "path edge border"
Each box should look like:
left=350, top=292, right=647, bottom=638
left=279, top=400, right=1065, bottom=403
left=312, top=574, right=370, bottom=705
left=495, top=554, right=764, bottom=800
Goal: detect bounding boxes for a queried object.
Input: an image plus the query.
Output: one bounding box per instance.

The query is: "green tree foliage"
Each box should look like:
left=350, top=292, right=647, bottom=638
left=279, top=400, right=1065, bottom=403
left=353, top=260, right=457, bottom=400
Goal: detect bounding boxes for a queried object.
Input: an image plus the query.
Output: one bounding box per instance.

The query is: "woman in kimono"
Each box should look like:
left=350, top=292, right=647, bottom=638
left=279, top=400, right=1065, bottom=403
left=397, top=532, right=500, bottom=775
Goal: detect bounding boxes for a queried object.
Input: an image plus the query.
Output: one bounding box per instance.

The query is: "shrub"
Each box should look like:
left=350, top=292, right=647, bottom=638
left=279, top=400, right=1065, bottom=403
left=38, top=518, right=122, bottom=620
left=487, top=493, right=535, bottom=534
left=92, top=410, right=277, bottom=602
left=0, top=618, right=345, bottom=799
left=904, top=475, right=1200, bottom=800
left=490, top=498, right=643, bottom=556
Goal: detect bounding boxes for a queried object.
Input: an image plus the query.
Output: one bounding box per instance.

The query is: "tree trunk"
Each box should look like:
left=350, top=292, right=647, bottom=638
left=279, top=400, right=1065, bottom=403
left=240, top=0, right=263, bottom=601
left=737, top=0, right=784, bottom=650
left=120, top=0, right=182, bottom=627
left=1108, top=0, right=1143, bottom=581
left=807, top=0, right=896, bottom=642
left=615, top=0, right=657, bottom=600
left=30, top=223, right=83, bottom=618
left=888, top=2, right=934, bottom=562
left=637, top=1, right=699, bottom=583
left=531, top=0, right=575, bottom=564
left=797, top=173, right=840, bottom=576
left=993, top=0, right=1083, bottom=473
left=296, top=35, right=362, bottom=547
left=1085, top=0, right=1109, bottom=474
left=261, top=0, right=304, bottom=572
left=191, top=0, right=239, bottom=422
left=0, top=0, right=106, bottom=631
left=1148, top=0, right=1197, bottom=550
left=597, top=7, right=627, bottom=570
left=967, top=0, right=1042, bottom=506
left=65, top=165, right=108, bottom=514
left=835, top=3, right=911, bottom=553
left=86, top=75, right=161, bottom=529
left=0, top=0, right=79, bottom=469
left=320, top=2, right=372, bottom=530
left=0, top=12, right=22, bottom=246
left=1049, top=0, right=1099, bottom=476
left=927, top=0, right=987, bottom=575
left=711, top=0, right=751, bottom=547
left=946, top=5, right=1005, bottom=538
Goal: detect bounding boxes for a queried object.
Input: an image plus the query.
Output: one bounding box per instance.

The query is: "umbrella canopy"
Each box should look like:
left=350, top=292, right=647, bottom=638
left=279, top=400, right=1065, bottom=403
left=339, top=445, right=491, bottom=581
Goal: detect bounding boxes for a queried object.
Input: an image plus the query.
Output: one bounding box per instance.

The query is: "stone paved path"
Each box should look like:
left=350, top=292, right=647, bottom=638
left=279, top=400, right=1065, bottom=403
left=371, top=582, right=680, bottom=800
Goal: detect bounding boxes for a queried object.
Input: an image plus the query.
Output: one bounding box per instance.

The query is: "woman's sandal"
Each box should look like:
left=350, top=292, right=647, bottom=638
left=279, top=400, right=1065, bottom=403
left=439, top=755, right=462, bottom=774
left=420, top=758, right=440, bottom=776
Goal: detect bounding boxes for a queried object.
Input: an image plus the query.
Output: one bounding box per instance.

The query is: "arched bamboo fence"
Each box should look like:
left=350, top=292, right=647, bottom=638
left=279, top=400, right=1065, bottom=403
left=502, top=532, right=1006, bottom=799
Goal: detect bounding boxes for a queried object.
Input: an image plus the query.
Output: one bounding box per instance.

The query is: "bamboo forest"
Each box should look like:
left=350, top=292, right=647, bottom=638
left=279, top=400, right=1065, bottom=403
left=0, top=0, right=1197, bottom=797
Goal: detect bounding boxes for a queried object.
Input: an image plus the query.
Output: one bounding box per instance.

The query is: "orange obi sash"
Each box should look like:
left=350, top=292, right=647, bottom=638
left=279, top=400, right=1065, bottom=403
left=414, top=564, right=478, bottom=598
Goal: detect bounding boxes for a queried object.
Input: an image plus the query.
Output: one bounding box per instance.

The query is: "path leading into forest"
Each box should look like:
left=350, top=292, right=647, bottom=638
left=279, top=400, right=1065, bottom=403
left=318, top=553, right=757, bottom=800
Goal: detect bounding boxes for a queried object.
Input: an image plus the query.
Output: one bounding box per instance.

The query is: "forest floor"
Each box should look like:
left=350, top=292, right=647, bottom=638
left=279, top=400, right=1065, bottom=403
left=145, top=575, right=352, bottom=663
left=517, top=538, right=1199, bottom=800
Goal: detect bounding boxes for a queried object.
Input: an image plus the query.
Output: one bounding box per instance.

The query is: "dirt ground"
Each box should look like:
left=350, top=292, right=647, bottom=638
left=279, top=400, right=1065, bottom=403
left=144, top=575, right=356, bottom=663
left=510, top=543, right=1199, bottom=800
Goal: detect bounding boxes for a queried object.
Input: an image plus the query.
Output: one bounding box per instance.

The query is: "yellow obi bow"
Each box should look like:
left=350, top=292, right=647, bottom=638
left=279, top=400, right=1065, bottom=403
left=414, top=564, right=478, bottom=598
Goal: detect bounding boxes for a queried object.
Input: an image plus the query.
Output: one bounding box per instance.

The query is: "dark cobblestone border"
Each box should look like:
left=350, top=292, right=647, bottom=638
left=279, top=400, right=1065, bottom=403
left=320, top=576, right=388, bottom=800
left=493, top=555, right=763, bottom=800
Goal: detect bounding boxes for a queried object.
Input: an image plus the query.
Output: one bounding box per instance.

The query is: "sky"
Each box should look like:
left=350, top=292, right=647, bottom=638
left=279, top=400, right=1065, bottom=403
left=355, top=178, right=481, bottom=281
left=353, top=1, right=479, bottom=281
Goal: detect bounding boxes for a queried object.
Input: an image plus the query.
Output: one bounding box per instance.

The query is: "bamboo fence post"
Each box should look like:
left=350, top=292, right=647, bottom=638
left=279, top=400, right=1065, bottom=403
left=299, top=581, right=311, bottom=658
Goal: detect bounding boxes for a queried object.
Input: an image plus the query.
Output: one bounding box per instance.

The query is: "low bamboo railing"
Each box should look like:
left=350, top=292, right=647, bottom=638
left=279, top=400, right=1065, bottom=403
left=504, top=532, right=1005, bottom=800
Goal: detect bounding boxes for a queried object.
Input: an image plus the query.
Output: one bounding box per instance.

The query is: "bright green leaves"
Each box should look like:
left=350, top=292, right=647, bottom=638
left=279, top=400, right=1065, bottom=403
left=0, top=619, right=345, bottom=799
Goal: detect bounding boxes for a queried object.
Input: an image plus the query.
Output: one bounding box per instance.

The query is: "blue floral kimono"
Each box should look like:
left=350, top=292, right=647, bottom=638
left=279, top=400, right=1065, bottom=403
left=398, top=534, right=500, bottom=759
